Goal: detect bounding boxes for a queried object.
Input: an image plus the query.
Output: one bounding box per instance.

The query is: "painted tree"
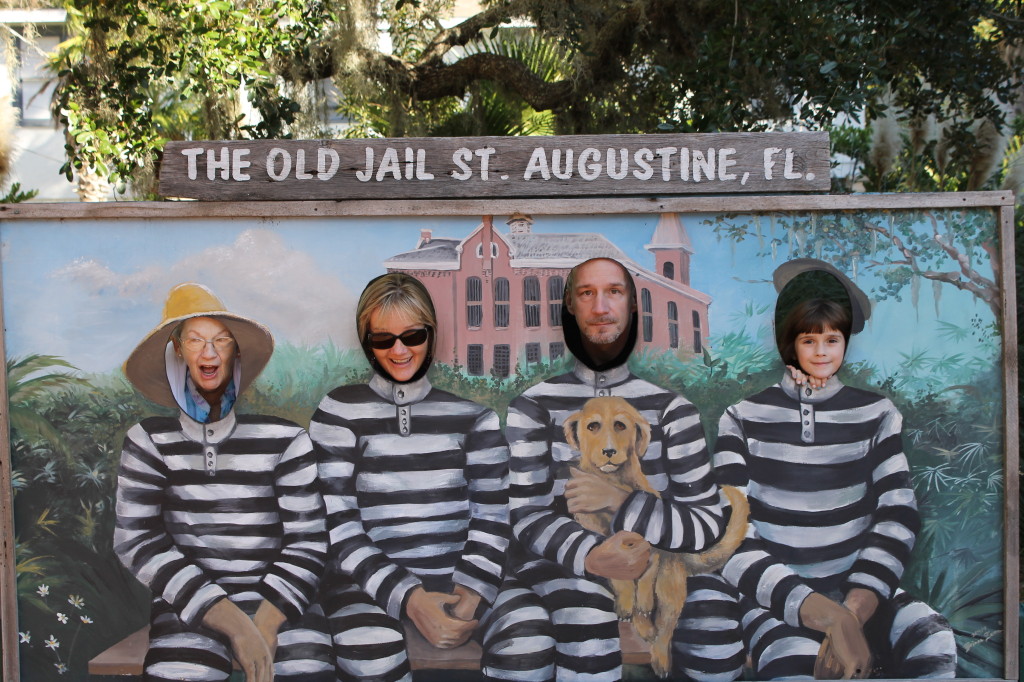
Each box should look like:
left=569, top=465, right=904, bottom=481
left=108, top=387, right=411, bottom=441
left=707, top=208, right=1002, bottom=319
left=44, top=0, right=1024, bottom=192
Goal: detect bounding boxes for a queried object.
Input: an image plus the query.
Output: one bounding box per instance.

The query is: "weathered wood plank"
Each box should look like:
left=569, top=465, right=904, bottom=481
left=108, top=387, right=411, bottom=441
left=158, top=133, right=831, bottom=200
left=0, top=253, right=18, bottom=682
left=0, top=191, right=1013, bottom=222
left=999, top=203, right=1020, bottom=682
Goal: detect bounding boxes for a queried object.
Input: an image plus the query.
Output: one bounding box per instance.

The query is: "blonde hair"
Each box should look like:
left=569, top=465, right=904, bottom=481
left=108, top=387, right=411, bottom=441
left=356, top=273, right=437, bottom=342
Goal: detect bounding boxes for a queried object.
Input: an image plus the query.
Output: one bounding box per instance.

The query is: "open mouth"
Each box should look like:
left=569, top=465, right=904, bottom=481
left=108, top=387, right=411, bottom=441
left=199, top=364, right=220, bottom=380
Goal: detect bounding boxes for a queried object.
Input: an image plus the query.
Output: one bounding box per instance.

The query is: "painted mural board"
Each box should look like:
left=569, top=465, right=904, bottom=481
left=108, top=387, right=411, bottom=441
left=0, top=192, right=1017, bottom=681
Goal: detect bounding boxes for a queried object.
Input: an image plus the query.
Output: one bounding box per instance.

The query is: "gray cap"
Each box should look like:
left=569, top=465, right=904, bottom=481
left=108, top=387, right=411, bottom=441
left=773, top=258, right=871, bottom=334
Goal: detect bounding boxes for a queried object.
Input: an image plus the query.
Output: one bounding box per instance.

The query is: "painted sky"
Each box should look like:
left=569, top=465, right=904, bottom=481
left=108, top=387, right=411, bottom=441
left=0, top=211, right=998, bottom=375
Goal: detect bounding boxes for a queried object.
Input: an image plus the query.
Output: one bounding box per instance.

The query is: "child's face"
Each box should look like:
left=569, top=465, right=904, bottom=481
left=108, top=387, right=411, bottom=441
left=794, top=326, right=846, bottom=381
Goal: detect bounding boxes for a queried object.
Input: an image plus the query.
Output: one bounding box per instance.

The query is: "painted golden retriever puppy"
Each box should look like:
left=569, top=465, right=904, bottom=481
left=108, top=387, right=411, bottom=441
left=563, top=395, right=749, bottom=678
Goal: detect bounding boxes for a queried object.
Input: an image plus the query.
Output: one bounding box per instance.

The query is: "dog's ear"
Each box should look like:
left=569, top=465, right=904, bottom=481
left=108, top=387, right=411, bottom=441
left=563, top=411, right=583, bottom=452
left=634, top=414, right=651, bottom=456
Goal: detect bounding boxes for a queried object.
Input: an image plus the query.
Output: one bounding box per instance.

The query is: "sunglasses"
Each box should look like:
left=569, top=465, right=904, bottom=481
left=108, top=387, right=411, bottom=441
left=366, top=327, right=431, bottom=350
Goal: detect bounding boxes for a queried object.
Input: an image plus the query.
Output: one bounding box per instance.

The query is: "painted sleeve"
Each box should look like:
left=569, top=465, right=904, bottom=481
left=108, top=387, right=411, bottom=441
left=310, top=396, right=422, bottom=620
left=842, top=402, right=919, bottom=601
left=257, top=430, right=328, bottom=621
left=113, top=423, right=229, bottom=627
left=714, top=408, right=814, bottom=629
left=611, top=395, right=727, bottom=552
left=453, top=408, right=511, bottom=605
left=507, top=393, right=603, bottom=577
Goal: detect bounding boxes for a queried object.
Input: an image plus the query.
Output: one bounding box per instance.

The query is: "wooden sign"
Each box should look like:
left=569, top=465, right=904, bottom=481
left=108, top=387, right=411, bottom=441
left=158, top=132, right=830, bottom=200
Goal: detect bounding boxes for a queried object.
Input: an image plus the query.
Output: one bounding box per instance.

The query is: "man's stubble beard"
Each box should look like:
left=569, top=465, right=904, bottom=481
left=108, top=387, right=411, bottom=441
left=581, top=324, right=623, bottom=346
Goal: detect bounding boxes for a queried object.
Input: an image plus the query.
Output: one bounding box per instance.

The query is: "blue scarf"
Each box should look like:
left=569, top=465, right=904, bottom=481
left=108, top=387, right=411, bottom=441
left=183, top=371, right=237, bottom=423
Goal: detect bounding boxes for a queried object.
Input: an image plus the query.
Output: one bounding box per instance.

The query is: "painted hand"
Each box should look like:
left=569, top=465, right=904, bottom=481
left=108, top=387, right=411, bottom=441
left=565, top=468, right=630, bottom=514
left=450, top=584, right=483, bottom=623
left=253, top=600, right=287, bottom=662
left=202, top=598, right=274, bottom=682
left=584, top=530, right=651, bottom=580
left=800, top=593, right=872, bottom=679
left=787, top=364, right=829, bottom=390
left=406, top=587, right=478, bottom=649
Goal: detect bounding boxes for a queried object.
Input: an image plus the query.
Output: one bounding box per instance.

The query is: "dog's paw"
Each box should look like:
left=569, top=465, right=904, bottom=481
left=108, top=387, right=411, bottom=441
left=615, top=592, right=636, bottom=620
left=633, top=610, right=656, bottom=641
left=650, top=645, right=672, bottom=679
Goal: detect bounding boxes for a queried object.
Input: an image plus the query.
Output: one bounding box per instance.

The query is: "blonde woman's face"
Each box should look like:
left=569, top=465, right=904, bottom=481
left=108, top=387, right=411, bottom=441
left=367, top=307, right=429, bottom=382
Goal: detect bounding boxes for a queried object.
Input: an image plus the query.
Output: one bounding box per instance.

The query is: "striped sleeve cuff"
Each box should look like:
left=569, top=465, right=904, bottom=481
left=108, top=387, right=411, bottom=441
left=181, top=582, right=230, bottom=626
left=785, top=583, right=814, bottom=628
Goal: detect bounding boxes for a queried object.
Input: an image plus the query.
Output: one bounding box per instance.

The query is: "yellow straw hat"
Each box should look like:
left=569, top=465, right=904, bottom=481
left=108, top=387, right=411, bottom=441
left=124, top=283, right=274, bottom=409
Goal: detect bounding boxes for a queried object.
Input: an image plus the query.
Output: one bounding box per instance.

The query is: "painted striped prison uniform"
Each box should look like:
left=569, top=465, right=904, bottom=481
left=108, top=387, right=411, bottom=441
left=114, top=410, right=332, bottom=682
left=310, top=373, right=555, bottom=682
left=507, top=361, right=735, bottom=681
left=710, top=374, right=956, bottom=678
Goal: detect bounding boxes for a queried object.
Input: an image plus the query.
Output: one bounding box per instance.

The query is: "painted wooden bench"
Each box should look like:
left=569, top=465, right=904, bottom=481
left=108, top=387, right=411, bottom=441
left=88, top=621, right=651, bottom=676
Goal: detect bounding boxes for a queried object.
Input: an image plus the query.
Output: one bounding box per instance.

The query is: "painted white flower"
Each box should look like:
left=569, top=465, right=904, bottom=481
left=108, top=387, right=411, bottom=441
left=80, top=615, right=93, bottom=624
left=55, top=662, right=67, bottom=674
left=44, top=635, right=59, bottom=651
left=67, top=595, right=84, bottom=609
left=56, top=613, right=68, bottom=624
left=36, top=584, right=50, bottom=597
left=18, top=632, right=30, bottom=644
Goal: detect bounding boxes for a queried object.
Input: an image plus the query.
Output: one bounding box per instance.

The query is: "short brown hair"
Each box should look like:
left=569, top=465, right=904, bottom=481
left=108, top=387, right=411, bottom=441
left=778, top=298, right=851, bottom=366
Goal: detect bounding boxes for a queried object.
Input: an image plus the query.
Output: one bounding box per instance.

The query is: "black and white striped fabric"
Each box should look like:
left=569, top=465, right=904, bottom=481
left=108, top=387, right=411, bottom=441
left=711, top=375, right=956, bottom=678
left=507, top=361, right=729, bottom=681
left=311, top=374, right=555, bottom=681
left=114, top=410, right=332, bottom=681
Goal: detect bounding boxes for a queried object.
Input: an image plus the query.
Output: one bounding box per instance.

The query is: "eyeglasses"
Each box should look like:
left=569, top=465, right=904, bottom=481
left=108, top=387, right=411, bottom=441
left=366, top=327, right=430, bottom=350
left=181, top=335, right=235, bottom=353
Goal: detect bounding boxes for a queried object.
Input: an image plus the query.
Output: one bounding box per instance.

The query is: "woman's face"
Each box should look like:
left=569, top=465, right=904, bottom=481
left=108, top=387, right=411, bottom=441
left=367, top=306, right=430, bottom=383
left=177, top=316, right=236, bottom=401
left=794, top=326, right=846, bottom=381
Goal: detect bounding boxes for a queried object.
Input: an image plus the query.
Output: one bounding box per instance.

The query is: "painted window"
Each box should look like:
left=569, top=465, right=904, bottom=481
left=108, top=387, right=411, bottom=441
left=467, top=344, right=484, bottom=375
left=549, top=341, right=564, bottom=360
left=668, top=301, right=679, bottom=349
left=466, top=276, right=483, bottom=328
left=641, top=288, right=653, bottom=342
left=526, top=342, right=541, bottom=364
left=663, top=262, right=675, bottom=280
left=493, top=344, right=510, bottom=377
left=692, top=310, right=702, bottom=354
left=494, top=277, right=510, bottom=328
left=524, top=276, right=541, bottom=328
left=547, top=275, right=564, bottom=327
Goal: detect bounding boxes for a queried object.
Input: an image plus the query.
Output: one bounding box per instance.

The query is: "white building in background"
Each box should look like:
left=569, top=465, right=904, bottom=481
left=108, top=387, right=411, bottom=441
left=1, top=2, right=487, bottom=202
left=1, top=7, right=79, bottom=200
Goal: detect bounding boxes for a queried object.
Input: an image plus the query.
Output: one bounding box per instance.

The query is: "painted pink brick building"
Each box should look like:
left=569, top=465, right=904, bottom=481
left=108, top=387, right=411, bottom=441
left=383, top=213, right=712, bottom=377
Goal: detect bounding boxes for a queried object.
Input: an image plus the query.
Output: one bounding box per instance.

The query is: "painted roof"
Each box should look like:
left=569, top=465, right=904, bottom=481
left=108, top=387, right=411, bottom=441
left=506, top=232, right=628, bottom=260
left=384, top=231, right=628, bottom=265
left=645, top=212, right=694, bottom=253
left=385, top=238, right=462, bottom=264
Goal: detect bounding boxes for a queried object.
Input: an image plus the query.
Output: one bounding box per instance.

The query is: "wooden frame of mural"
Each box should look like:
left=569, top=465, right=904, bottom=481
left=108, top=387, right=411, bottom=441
left=0, top=190, right=1017, bottom=682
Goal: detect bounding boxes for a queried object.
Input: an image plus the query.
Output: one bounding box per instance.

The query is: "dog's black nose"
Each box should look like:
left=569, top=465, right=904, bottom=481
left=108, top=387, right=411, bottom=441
left=602, top=448, right=616, bottom=458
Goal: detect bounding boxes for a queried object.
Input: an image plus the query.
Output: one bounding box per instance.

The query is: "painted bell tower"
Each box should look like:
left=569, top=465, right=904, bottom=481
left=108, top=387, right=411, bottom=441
left=645, top=212, right=693, bottom=285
